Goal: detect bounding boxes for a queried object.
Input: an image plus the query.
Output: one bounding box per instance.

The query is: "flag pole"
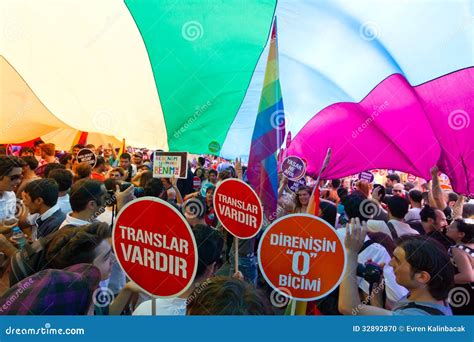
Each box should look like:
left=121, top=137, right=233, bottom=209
left=295, top=147, right=332, bottom=316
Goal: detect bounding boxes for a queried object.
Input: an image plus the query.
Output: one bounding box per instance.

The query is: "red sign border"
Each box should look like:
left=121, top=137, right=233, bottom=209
left=213, top=178, right=264, bottom=240
left=281, top=156, right=307, bottom=181
left=112, top=196, right=198, bottom=298
left=257, top=213, right=347, bottom=302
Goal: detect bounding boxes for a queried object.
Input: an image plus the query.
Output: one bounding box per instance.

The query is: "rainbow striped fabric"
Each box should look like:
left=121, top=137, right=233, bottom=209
left=247, top=19, right=285, bottom=221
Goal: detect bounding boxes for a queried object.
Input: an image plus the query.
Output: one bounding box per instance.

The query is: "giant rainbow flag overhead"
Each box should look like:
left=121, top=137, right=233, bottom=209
left=1, top=0, right=472, bottom=195
left=248, top=18, right=285, bottom=221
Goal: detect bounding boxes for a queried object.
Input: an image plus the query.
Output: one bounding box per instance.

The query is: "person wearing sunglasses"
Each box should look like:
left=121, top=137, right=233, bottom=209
left=392, top=183, right=405, bottom=197
left=0, top=156, right=26, bottom=234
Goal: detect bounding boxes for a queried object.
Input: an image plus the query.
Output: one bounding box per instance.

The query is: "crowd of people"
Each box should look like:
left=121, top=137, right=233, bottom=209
left=0, top=141, right=472, bottom=316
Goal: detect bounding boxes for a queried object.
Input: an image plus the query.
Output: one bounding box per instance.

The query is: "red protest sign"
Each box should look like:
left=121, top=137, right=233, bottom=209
left=113, top=197, right=197, bottom=297
left=258, top=214, right=346, bottom=301
left=193, top=176, right=202, bottom=190
left=213, top=178, right=263, bottom=239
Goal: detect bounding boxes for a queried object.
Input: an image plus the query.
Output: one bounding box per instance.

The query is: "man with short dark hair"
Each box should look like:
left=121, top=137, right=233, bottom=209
left=59, top=179, right=106, bottom=228
left=385, top=173, right=400, bottom=195
left=22, top=179, right=65, bottom=238
left=48, top=169, right=73, bottom=214
left=59, top=178, right=134, bottom=229
left=44, top=163, right=65, bottom=178
left=119, top=153, right=136, bottom=182
left=33, top=140, right=44, bottom=161
left=16, top=156, right=40, bottom=196
left=19, top=147, right=34, bottom=158
left=419, top=205, right=453, bottom=249
left=367, top=196, right=419, bottom=239
left=405, top=189, right=423, bottom=222
left=339, top=218, right=454, bottom=315
left=208, top=169, right=218, bottom=185
left=72, top=144, right=84, bottom=157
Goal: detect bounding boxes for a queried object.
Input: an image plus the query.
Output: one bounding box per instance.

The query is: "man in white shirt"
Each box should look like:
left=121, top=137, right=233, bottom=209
left=133, top=225, right=223, bottom=315
left=405, top=189, right=423, bottom=223
left=59, top=179, right=107, bottom=229
left=336, top=228, right=408, bottom=303
left=48, top=169, right=73, bottom=215
left=22, top=179, right=65, bottom=238
left=367, top=196, right=419, bottom=239
left=0, top=156, right=25, bottom=234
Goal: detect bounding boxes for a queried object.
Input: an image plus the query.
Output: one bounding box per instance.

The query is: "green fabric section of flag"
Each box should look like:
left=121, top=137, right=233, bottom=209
left=125, top=0, right=277, bottom=154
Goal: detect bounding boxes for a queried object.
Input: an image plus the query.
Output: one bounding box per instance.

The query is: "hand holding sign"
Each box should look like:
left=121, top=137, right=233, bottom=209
left=153, top=152, right=188, bottom=179
left=214, top=178, right=264, bottom=273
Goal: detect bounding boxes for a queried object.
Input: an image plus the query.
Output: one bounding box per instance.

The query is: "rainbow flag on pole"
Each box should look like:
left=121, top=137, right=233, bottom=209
left=248, top=17, right=285, bottom=221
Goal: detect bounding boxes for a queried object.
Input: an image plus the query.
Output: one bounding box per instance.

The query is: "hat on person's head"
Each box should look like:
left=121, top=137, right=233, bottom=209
left=133, top=151, right=143, bottom=158
left=0, top=264, right=101, bottom=315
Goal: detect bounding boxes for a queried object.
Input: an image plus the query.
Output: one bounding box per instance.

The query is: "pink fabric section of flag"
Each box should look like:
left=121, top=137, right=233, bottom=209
left=287, top=67, right=474, bottom=196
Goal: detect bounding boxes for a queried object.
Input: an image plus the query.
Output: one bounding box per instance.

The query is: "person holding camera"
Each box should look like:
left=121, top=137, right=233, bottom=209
left=339, top=217, right=454, bottom=315
left=58, top=179, right=134, bottom=229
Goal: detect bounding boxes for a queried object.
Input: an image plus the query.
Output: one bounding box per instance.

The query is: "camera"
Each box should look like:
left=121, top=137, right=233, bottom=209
left=119, top=181, right=144, bottom=198
left=104, top=180, right=143, bottom=206
left=356, top=261, right=383, bottom=285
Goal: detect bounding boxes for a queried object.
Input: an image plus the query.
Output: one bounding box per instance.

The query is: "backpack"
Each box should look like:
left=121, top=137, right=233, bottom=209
left=395, top=302, right=445, bottom=315
left=9, top=224, right=75, bottom=286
